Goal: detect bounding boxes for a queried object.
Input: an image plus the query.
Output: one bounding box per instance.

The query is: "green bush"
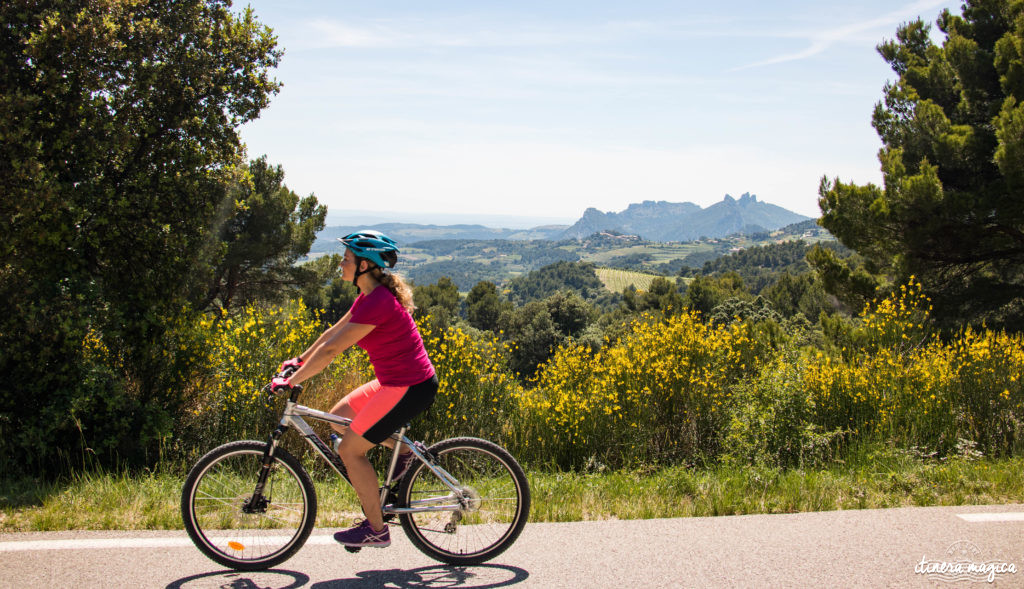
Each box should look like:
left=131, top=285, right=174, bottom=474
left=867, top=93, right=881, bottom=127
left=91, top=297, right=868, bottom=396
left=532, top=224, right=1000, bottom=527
left=725, top=356, right=846, bottom=468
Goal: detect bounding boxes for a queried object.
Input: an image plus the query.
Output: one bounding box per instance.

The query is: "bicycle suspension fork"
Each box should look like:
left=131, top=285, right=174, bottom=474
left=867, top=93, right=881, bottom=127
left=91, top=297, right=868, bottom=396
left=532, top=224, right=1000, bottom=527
left=241, top=425, right=289, bottom=514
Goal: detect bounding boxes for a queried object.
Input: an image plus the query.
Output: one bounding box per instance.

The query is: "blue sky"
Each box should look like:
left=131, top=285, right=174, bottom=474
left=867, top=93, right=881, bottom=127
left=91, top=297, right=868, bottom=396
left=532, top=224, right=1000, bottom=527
left=237, top=0, right=963, bottom=225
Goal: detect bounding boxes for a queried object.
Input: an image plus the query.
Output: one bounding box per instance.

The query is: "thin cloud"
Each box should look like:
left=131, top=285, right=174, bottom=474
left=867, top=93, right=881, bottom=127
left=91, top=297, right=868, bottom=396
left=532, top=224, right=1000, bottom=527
left=731, top=0, right=953, bottom=71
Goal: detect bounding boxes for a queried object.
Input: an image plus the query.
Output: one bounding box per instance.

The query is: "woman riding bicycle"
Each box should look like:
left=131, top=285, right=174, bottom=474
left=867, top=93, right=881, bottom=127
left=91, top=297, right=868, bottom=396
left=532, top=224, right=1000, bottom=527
left=272, top=230, right=437, bottom=549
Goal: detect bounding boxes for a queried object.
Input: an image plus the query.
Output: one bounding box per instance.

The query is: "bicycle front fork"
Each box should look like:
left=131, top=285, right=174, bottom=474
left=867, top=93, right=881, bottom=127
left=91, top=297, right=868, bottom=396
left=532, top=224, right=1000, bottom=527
left=243, top=425, right=289, bottom=513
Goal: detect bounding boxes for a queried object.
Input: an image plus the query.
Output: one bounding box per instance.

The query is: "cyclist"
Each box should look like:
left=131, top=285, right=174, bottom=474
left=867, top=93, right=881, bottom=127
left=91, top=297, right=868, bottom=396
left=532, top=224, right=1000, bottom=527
left=272, top=230, right=437, bottom=549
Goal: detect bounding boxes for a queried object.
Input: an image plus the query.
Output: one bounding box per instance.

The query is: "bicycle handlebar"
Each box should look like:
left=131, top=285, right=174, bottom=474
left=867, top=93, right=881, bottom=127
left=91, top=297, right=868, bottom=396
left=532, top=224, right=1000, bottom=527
left=262, top=365, right=303, bottom=397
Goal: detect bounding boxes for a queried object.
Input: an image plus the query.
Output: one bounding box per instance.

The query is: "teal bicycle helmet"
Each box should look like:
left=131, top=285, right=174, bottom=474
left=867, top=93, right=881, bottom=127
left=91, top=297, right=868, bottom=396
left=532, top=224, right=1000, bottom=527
left=338, top=230, right=400, bottom=286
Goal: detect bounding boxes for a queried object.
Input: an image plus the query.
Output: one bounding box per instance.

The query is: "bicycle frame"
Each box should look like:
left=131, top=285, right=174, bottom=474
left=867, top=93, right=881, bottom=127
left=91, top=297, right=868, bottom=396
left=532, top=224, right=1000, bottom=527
left=254, top=390, right=469, bottom=516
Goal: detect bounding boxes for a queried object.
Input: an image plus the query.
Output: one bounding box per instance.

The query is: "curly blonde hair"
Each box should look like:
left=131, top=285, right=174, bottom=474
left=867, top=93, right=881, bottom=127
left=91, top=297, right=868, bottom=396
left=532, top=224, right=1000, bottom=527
left=374, top=269, right=415, bottom=314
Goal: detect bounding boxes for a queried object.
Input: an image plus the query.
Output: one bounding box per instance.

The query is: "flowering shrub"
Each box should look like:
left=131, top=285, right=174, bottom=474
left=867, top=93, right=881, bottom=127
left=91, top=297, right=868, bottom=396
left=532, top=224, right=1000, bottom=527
left=177, top=301, right=371, bottom=455
left=514, top=280, right=1023, bottom=469
left=951, top=329, right=1024, bottom=452
left=804, top=281, right=1024, bottom=456
left=415, top=318, right=522, bottom=444
left=521, top=311, right=761, bottom=469
left=167, top=281, right=1024, bottom=473
left=857, top=279, right=934, bottom=356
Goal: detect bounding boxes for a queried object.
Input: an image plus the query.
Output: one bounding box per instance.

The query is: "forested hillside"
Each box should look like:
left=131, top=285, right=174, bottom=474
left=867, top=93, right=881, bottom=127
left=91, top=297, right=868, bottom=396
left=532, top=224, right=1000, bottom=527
left=387, top=220, right=835, bottom=290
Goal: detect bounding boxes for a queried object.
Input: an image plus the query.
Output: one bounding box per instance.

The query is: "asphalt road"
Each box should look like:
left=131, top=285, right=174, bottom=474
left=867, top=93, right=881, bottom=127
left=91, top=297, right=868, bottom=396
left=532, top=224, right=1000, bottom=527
left=2, top=504, right=1023, bottom=588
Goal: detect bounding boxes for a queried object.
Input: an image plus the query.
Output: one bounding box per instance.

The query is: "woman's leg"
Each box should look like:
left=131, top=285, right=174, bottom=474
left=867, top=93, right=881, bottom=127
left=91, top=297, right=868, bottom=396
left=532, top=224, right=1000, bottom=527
left=336, top=431, right=386, bottom=532
left=328, top=389, right=361, bottom=435
left=332, top=377, right=437, bottom=534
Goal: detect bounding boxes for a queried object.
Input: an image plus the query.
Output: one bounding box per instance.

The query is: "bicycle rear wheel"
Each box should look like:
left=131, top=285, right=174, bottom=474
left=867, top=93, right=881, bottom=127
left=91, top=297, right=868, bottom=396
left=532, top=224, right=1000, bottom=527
left=398, top=437, right=530, bottom=565
left=181, top=440, right=317, bottom=571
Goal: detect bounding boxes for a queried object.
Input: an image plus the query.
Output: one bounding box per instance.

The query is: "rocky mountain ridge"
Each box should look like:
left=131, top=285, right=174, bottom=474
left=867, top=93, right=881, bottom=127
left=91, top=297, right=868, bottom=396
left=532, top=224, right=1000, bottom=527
left=561, top=193, right=809, bottom=241
left=312, top=193, right=811, bottom=250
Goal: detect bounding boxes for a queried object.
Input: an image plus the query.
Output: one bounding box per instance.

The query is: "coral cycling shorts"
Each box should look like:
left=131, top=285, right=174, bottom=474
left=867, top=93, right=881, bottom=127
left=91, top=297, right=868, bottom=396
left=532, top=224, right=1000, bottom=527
left=344, top=375, right=438, bottom=444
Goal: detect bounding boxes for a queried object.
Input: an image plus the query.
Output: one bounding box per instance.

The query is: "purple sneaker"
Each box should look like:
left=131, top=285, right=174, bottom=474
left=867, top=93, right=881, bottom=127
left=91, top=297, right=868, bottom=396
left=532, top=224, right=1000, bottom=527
left=333, top=520, right=391, bottom=548
left=392, top=442, right=425, bottom=481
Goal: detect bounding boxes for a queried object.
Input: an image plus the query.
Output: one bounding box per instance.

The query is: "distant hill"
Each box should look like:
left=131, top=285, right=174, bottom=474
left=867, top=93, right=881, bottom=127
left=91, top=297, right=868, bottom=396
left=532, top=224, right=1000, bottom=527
left=323, top=210, right=574, bottom=230
left=561, top=194, right=810, bottom=241
left=312, top=223, right=568, bottom=251
left=310, top=194, right=810, bottom=253
left=303, top=216, right=833, bottom=290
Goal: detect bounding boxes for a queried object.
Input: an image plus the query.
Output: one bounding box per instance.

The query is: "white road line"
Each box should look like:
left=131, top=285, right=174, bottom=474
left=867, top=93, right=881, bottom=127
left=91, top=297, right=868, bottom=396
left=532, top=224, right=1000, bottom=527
left=958, top=513, right=1024, bottom=523
left=0, top=534, right=337, bottom=552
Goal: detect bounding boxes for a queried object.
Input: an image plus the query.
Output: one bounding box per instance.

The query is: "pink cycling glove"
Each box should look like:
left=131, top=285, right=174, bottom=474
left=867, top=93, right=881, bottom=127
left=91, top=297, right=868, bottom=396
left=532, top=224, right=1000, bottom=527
left=279, top=357, right=304, bottom=371
left=270, top=377, right=293, bottom=392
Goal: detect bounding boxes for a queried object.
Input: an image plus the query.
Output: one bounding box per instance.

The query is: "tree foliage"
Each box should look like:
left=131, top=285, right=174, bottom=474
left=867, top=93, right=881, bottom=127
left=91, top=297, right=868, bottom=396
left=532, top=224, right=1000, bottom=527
left=762, top=271, right=832, bottom=320
left=0, top=0, right=281, bottom=471
left=199, top=157, right=327, bottom=312
left=414, top=276, right=462, bottom=330
left=297, top=254, right=358, bottom=324
left=404, top=260, right=496, bottom=291
left=709, top=296, right=782, bottom=326
left=622, top=277, right=685, bottom=315
left=804, top=245, right=882, bottom=314
left=505, top=261, right=605, bottom=305
left=545, top=290, right=596, bottom=338
left=684, top=272, right=750, bottom=317
left=699, top=240, right=826, bottom=294
left=818, top=0, right=1024, bottom=329
left=465, top=281, right=511, bottom=332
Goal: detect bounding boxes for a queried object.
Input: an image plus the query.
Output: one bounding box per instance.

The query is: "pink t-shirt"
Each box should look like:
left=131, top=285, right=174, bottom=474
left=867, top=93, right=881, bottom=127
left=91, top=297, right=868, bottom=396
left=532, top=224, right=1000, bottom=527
left=349, top=286, right=435, bottom=387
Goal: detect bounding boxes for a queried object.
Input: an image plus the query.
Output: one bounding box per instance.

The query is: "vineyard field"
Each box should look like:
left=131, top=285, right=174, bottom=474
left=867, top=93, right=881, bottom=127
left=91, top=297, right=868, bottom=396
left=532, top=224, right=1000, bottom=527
left=596, top=268, right=661, bottom=292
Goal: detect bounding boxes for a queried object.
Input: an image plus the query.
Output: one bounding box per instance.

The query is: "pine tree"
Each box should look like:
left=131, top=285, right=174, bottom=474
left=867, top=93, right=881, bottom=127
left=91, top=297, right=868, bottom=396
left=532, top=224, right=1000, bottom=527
left=818, top=0, right=1024, bottom=329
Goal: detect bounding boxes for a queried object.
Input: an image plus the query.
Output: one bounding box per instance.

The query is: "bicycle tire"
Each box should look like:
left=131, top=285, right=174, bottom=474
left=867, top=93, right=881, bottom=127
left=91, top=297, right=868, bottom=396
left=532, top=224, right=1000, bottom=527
left=398, top=437, right=530, bottom=565
left=181, top=440, right=317, bottom=571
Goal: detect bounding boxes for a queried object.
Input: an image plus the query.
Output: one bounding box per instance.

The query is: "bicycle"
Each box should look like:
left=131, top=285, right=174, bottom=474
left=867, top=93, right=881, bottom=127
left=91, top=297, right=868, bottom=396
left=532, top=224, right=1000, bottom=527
left=180, top=368, right=531, bottom=571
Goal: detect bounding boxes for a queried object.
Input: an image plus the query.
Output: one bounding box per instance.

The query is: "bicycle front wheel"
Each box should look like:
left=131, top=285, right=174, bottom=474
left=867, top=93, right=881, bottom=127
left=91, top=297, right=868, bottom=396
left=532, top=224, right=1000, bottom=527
left=181, top=440, right=317, bottom=571
left=398, top=437, right=530, bottom=565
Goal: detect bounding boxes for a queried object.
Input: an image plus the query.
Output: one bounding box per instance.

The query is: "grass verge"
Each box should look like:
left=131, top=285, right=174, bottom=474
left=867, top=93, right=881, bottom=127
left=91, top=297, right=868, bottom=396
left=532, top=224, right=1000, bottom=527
left=2, top=454, right=1022, bottom=533
left=529, top=454, right=1024, bottom=521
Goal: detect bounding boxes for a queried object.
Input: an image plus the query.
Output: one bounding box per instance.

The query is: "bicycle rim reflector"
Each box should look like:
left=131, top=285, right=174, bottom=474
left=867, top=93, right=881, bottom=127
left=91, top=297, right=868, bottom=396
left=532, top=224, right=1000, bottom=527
left=227, top=541, right=245, bottom=551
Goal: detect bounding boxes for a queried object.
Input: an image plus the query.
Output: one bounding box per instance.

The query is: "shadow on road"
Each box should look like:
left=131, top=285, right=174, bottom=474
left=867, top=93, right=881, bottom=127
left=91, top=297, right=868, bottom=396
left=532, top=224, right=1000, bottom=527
left=311, top=564, right=529, bottom=588
left=166, top=564, right=528, bottom=589
left=167, top=569, right=310, bottom=589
